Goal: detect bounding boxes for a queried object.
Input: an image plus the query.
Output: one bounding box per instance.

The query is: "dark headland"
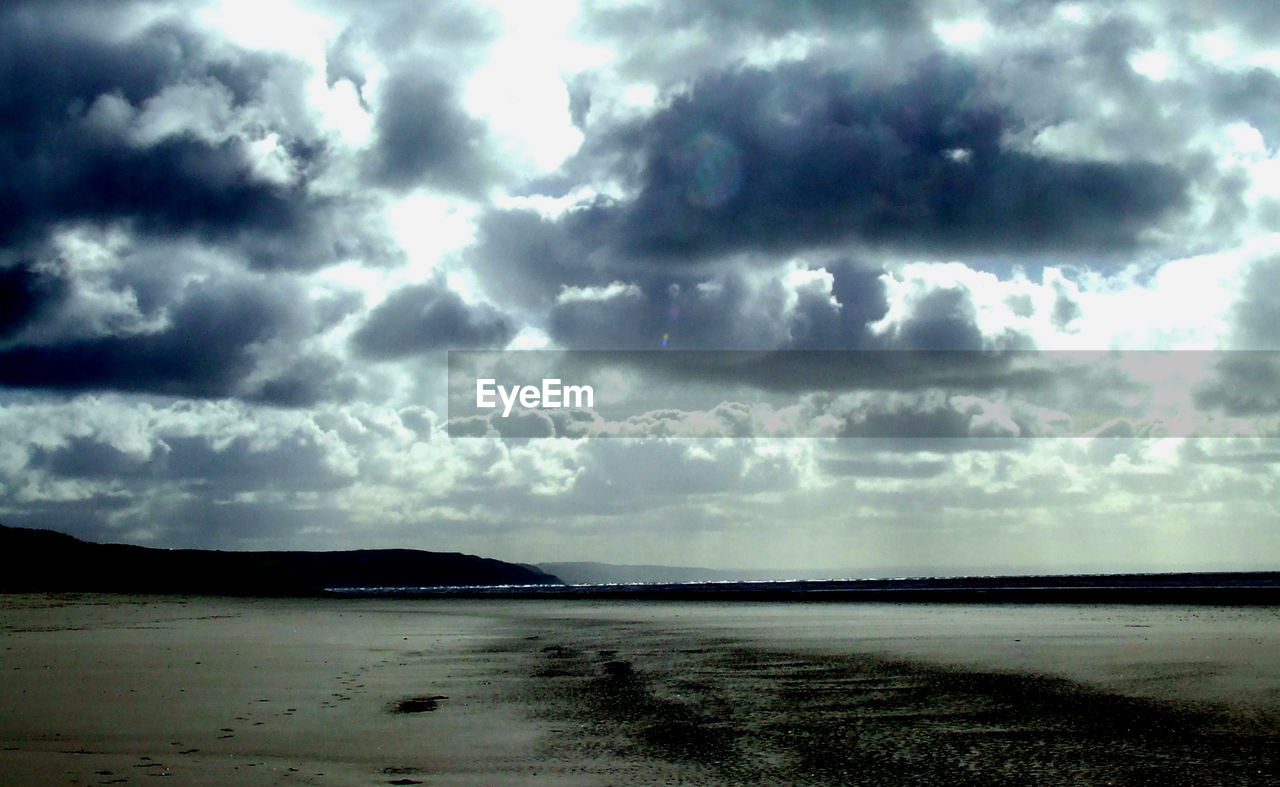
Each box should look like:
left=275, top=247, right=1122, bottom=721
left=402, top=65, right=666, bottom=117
left=0, top=524, right=561, bottom=595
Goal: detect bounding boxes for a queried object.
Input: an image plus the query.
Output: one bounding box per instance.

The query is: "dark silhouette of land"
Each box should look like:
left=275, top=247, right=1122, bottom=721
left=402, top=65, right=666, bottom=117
left=0, top=524, right=561, bottom=595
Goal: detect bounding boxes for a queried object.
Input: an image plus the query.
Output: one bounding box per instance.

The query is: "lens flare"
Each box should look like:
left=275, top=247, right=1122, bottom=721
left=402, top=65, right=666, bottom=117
left=681, top=131, right=742, bottom=209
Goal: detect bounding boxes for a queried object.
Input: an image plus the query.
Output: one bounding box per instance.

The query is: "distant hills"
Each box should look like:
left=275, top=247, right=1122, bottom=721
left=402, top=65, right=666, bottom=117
left=0, top=524, right=561, bottom=595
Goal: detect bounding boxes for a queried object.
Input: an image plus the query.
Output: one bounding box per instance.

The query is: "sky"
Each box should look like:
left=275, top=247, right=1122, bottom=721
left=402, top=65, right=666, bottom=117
left=1, top=0, right=1278, bottom=574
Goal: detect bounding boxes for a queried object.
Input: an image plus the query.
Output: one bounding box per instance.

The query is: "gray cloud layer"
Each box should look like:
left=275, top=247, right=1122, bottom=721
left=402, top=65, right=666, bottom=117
left=0, top=0, right=1277, bottom=569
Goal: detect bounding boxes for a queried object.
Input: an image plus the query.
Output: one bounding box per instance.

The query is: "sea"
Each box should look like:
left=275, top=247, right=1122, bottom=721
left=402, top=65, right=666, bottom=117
left=326, top=570, right=1280, bottom=603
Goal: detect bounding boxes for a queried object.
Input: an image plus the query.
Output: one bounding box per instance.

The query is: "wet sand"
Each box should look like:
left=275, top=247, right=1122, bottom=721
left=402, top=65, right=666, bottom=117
left=2, top=596, right=1278, bottom=784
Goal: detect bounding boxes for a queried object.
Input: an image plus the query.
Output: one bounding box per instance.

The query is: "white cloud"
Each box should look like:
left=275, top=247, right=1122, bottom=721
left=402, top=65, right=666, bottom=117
left=2, top=0, right=1278, bottom=572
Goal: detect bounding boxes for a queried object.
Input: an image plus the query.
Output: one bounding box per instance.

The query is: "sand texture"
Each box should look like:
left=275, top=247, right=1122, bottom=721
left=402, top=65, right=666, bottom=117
left=2, top=595, right=1278, bottom=784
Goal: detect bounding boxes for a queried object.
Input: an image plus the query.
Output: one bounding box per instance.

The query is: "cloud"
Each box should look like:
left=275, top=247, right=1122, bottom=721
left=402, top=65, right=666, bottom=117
left=548, top=270, right=778, bottom=350
left=1209, top=68, right=1280, bottom=148
left=543, top=259, right=897, bottom=351
left=561, top=438, right=803, bottom=513
left=1193, top=353, right=1280, bottom=417
left=362, top=66, right=496, bottom=194
left=784, top=262, right=889, bottom=349
left=549, top=58, right=1187, bottom=263
left=1229, top=256, right=1280, bottom=349
left=244, top=353, right=362, bottom=408
left=317, top=0, right=498, bottom=67
left=0, top=396, right=373, bottom=547
left=465, top=205, right=609, bottom=312
left=0, top=5, right=390, bottom=271
left=1191, top=257, right=1280, bottom=416
left=29, top=433, right=353, bottom=492
left=0, top=261, right=70, bottom=341
left=462, top=51, right=1193, bottom=355
left=1049, top=276, right=1083, bottom=331
left=0, top=275, right=312, bottom=398
left=0, top=0, right=1277, bottom=573
left=820, top=455, right=950, bottom=479
left=886, top=286, right=985, bottom=351
left=584, top=0, right=926, bottom=41
left=351, top=278, right=515, bottom=359
left=577, top=0, right=934, bottom=90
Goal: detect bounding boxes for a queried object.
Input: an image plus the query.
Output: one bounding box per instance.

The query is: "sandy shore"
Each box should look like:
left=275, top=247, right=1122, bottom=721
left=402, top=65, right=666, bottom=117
left=2, top=596, right=1278, bottom=784
left=0, top=595, right=559, bottom=785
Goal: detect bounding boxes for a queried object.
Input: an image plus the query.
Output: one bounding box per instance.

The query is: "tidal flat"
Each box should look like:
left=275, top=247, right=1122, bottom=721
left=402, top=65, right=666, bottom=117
left=1, top=595, right=1277, bottom=784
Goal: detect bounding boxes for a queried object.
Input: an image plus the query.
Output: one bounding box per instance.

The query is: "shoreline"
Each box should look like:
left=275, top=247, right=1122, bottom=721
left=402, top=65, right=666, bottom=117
left=322, top=570, right=1280, bottom=604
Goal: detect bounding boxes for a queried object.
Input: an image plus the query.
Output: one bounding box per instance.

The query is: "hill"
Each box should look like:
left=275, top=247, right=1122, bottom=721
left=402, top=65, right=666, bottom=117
left=0, top=524, right=561, bottom=595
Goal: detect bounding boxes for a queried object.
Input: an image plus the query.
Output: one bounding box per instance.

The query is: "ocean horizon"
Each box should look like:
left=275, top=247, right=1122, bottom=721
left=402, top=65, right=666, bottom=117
left=324, top=569, right=1280, bottom=602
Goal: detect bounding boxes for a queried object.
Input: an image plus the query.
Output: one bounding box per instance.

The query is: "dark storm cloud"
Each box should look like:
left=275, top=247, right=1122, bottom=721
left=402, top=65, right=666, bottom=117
left=14, top=131, right=310, bottom=247
left=785, top=263, right=889, bottom=350
left=475, top=55, right=1189, bottom=323
left=0, top=262, right=70, bottom=341
left=0, top=278, right=307, bottom=398
left=0, top=5, right=387, bottom=271
left=362, top=66, right=496, bottom=194
left=603, top=59, right=1186, bottom=260
left=351, top=279, right=515, bottom=359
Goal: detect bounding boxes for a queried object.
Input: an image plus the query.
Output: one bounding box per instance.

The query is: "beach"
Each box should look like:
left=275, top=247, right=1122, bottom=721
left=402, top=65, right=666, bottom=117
left=2, top=595, right=1277, bottom=785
